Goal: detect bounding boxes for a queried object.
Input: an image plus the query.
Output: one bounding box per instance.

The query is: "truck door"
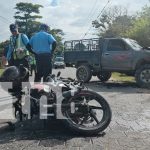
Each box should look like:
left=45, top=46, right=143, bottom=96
left=101, top=39, right=133, bottom=70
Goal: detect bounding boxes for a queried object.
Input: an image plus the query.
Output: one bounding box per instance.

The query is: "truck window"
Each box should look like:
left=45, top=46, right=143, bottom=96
left=107, top=40, right=126, bottom=51
left=74, top=43, right=86, bottom=51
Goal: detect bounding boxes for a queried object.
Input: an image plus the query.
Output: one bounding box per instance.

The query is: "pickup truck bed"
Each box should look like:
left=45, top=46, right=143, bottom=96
left=64, top=38, right=101, bottom=68
left=64, top=50, right=101, bottom=67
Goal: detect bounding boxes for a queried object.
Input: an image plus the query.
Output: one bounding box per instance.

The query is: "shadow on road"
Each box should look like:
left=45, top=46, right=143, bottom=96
left=0, top=119, right=105, bottom=148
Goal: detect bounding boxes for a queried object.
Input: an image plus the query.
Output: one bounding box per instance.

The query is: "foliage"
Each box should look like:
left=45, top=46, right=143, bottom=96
left=0, top=40, right=9, bottom=57
left=92, top=4, right=150, bottom=47
left=50, top=29, right=64, bottom=55
left=92, top=6, right=134, bottom=38
left=14, top=2, right=64, bottom=54
left=125, top=5, right=150, bottom=46
left=14, top=2, right=43, bottom=37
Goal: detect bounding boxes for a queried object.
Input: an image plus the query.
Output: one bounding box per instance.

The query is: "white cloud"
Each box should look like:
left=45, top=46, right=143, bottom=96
left=0, top=0, right=149, bottom=42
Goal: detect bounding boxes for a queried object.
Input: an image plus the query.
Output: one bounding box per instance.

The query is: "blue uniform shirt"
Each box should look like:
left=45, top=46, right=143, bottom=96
left=6, top=33, right=29, bottom=60
left=29, top=31, right=56, bottom=54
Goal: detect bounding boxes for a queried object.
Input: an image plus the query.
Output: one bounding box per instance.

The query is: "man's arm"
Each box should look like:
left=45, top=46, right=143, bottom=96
left=26, top=43, right=36, bottom=55
left=51, top=41, right=57, bottom=54
left=22, top=34, right=36, bottom=55
left=48, top=34, right=56, bottom=55
left=21, top=34, right=29, bottom=46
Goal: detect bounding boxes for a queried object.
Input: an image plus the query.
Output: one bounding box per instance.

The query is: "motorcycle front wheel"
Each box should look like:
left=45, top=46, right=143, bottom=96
left=62, top=90, right=112, bottom=135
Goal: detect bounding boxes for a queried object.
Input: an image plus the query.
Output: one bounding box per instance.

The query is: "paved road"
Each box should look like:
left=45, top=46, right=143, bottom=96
left=0, top=67, right=150, bottom=150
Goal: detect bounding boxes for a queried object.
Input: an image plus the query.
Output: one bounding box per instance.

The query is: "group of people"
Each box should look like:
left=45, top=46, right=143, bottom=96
left=2, top=23, right=57, bottom=82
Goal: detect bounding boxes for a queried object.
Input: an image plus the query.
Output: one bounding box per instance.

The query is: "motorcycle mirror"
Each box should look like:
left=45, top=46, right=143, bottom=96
left=57, top=71, right=61, bottom=77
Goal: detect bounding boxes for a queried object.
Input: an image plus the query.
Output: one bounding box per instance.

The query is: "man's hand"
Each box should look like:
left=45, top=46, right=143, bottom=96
left=26, top=43, right=37, bottom=55
left=16, top=48, right=24, bottom=53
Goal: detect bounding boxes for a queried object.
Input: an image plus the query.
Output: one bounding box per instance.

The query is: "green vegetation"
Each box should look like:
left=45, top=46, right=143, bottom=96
left=14, top=2, right=43, bottom=38
left=93, top=4, right=150, bottom=47
left=0, top=69, right=4, bottom=76
left=112, top=72, right=135, bottom=82
left=0, top=2, right=64, bottom=56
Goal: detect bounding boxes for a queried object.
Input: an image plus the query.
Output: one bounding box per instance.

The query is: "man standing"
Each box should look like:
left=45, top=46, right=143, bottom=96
left=4, top=24, right=33, bottom=114
left=3, top=24, right=34, bottom=82
left=7, top=24, right=30, bottom=68
left=29, top=24, right=56, bottom=82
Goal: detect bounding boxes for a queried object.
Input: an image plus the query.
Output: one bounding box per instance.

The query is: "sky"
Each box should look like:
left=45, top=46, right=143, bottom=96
left=0, top=0, right=149, bottom=42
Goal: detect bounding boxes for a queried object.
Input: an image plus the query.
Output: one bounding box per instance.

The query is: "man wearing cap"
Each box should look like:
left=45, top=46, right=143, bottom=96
left=29, top=23, right=57, bottom=82
left=7, top=24, right=30, bottom=68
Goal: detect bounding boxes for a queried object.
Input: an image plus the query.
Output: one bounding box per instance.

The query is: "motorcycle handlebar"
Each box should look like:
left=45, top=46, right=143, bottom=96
left=67, top=77, right=75, bottom=82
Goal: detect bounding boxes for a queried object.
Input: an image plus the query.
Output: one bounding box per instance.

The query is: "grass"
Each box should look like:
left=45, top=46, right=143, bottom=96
left=0, top=68, right=4, bottom=76
left=112, top=72, right=135, bottom=82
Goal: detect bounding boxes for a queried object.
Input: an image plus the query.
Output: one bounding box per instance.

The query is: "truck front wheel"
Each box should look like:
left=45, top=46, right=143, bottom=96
left=76, top=65, right=92, bottom=82
left=135, top=64, right=150, bottom=88
left=97, top=72, right=112, bottom=82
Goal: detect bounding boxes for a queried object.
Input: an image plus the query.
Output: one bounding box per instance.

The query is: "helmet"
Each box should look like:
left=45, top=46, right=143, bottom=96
left=1, top=66, right=19, bottom=82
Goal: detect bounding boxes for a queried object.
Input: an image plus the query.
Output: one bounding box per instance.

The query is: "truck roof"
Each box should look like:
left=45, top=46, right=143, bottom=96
left=64, top=37, right=131, bottom=51
left=64, top=37, right=130, bottom=42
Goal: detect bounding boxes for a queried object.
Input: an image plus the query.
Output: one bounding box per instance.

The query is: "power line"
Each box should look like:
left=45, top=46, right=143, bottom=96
left=0, top=19, right=10, bottom=25
left=82, top=0, right=111, bottom=39
left=0, top=16, right=12, bottom=24
left=96, top=0, right=111, bottom=19
left=79, top=0, right=100, bottom=39
left=81, top=0, right=111, bottom=39
left=84, top=0, right=99, bottom=23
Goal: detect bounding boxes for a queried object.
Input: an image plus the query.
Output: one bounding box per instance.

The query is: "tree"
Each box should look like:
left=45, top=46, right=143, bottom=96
left=14, top=2, right=64, bottom=54
left=0, top=40, right=9, bottom=57
left=126, top=5, right=150, bottom=46
left=92, top=6, right=134, bottom=38
left=14, top=2, right=43, bottom=37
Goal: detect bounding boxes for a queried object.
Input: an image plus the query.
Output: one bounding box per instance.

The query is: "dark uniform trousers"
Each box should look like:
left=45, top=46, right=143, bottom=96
left=34, top=53, right=52, bottom=82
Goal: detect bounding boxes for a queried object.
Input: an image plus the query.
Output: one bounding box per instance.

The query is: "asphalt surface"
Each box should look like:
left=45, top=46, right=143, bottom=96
left=0, top=67, right=150, bottom=150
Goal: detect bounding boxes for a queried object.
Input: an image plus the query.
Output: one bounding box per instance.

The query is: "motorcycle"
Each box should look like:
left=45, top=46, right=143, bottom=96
left=0, top=66, right=112, bottom=135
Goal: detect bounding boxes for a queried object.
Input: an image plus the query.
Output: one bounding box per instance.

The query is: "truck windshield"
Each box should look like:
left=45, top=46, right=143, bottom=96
left=124, top=39, right=142, bottom=51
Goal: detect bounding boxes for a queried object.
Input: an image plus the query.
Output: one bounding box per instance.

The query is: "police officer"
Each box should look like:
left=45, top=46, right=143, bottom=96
left=29, top=23, right=56, bottom=82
